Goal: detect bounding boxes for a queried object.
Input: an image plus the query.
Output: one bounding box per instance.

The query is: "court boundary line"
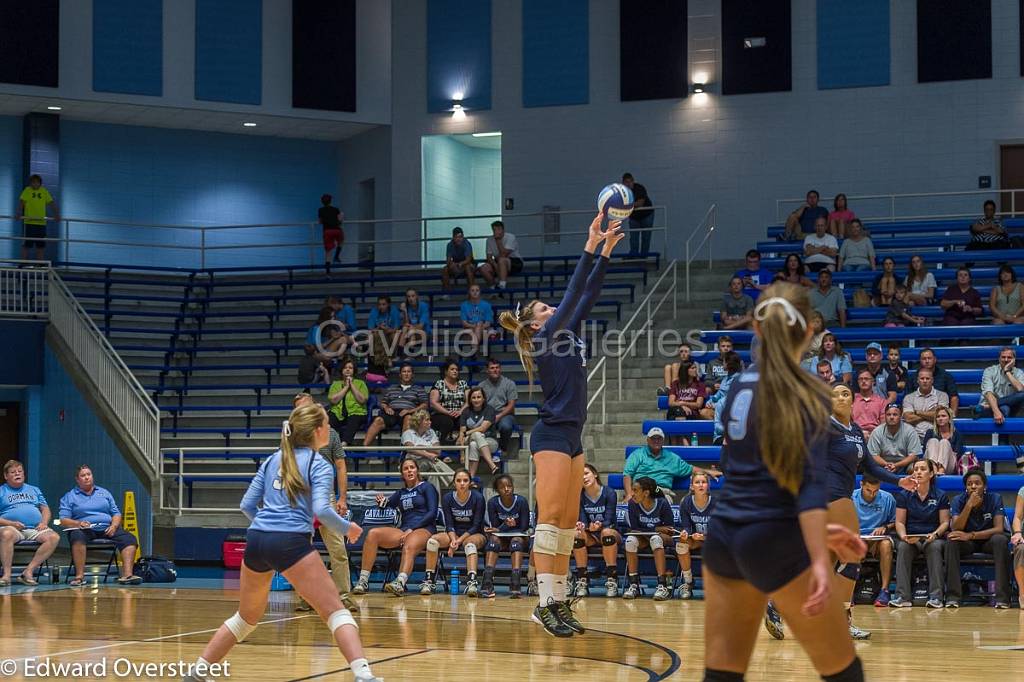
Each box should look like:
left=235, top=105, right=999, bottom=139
left=284, top=649, right=431, bottom=681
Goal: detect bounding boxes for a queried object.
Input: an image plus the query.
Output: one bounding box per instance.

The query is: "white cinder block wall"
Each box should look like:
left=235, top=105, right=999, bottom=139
left=383, top=0, right=1024, bottom=261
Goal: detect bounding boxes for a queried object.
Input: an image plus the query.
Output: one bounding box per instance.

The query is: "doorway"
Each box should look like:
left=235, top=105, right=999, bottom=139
left=0, top=402, right=21, bottom=472
left=999, top=144, right=1024, bottom=217
left=357, top=178, right=376, bottom=264
left=421, top=132, right=502, bottom=263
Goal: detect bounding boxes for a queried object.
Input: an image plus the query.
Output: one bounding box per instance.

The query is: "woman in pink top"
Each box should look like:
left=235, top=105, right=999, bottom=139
left=828, top=193, right=856, bottom=239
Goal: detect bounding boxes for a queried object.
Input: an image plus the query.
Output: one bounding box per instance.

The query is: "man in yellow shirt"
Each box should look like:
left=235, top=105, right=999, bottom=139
left=16, top=174, right=58, bottom=261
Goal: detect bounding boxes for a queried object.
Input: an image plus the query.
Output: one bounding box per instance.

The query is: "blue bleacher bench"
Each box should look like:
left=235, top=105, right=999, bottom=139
left=698, top=324, right=1024, bottom=346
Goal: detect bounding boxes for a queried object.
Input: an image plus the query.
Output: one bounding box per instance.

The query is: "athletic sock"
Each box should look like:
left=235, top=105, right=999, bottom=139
left=397, top=572, right=408, bottom=586
left=657, top=574, right=668, bottom=586
left=483, top=566, right=495, bottom=586
left=606, top=565, right=618, bottom=579
left=821, top=657, right=864, bottom=682
left=359, top=570, right=370, bottom=582
left=350, top=658, right=373, bottom=680
left=424, top=570, right=434, bottom=583
left=467, top=571, right=477, bottom=582
left=551, top=575, right=567, bottom=602
left=537, top=573, right=556, bottom=607
left=629, top=573, right=641, bottom=586
left=683, top=570, right=693, bottom=584
left=575, top=567, right=588, bottom=580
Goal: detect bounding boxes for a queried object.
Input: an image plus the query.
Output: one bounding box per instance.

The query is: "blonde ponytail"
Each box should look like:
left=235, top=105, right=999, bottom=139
left=499, top=300, right=541, bottom=389
left=278, top=402, right=326, bottom=505
left=753, top=283, right=830, bottom=495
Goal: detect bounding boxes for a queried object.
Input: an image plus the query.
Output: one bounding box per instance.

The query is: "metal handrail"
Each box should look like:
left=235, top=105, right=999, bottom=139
left=775, top=187, right=1024, bottom=225
left=614, top=260, right=678, bottom=400
left=585, top=356, right=607, bottom=426
left=684, top=204, right=716, bottom=302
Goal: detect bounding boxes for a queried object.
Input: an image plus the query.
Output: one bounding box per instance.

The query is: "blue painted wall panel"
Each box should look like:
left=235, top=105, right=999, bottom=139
left=195, top=0, right=262, bottom=105
left=427, top=0, right=492, bottom=113
left=0, top=115, right=22, bottom=258
left=817, top=0, right=890, bottom=89
left=522, top=0, right=588, bottom=107
left=93, top=0, right=163, bottom=96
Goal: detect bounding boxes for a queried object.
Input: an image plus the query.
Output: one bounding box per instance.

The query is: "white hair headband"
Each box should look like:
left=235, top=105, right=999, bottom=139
left=753, top=297, right=807, bottom=331
left=514, top=301, right=522, bottom=318
left=281, top=420, right=292, bottom=438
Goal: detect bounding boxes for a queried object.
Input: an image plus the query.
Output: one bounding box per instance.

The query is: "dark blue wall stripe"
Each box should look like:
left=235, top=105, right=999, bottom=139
left=427, top=0, right=492, bottom=113
left=817, top=0, right=890, bottom=89
left=195, top=0, right=262, bottom=105
left=93, top=0, right=163, bottom=96
left=522, top=0, right=588, bottom=107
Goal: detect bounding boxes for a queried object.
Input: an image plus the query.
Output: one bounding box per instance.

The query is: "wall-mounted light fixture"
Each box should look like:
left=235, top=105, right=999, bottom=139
left=691, top=82, right=706, bottom=94
left=451, top=99, right=466, bottom=120
left=46, top=105, right=62, bottom=111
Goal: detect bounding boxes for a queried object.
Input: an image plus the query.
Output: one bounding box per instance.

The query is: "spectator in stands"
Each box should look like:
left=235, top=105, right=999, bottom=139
left=777, top=253, right=814, bottom=288
left=904, top=255, right=937, bottom=306
left=667, top=361, right=707, bottom=432
left=622, top=428, right=720, bottom=502
left=991, top=264, right=1024, bottom=325
left=353, top=458, right=439, bottom=596
left=441, top=226, right=476, bottom=291
left=976, top=347, right=1024, bottom=424
left=457, top=387, right=500, bottom=477
left=326, top=296, right=357, bottom=348
left=365, top=329, right=393, bottom=384
left=398, top=288, right=432, bottom=354
left=857, top=343, right=898, bottom=404
left=885, top=345, right=908, bottom=393
left=367, top=295, right=401, bottom=343
left=808, top=333, right=852, bottom=384
left=868, top=404, right=921, bottom=473
left=809, top=269, right=846, bottom=327
left=402, top=409, right=455, bottom=487
left=1012, top=485, right=1024, bottom=608
left=362, top=363, right=428, bottom=445
left=828, top=193, right=856, bottom=239
left=852, top=369, right=887, bottom=440
left=907, top=348, right=960, bottom=413
left=478, top=220, right=523, bottom=290
left=944, top=469, right=1010, bottom=608
left=622, top=172, right=654, bottom=257
left=706, top=336, right=736, bottom=390
left=803, top=216, right=839, bottom=273
left=902, top=368, right=949, bottom=438
left=700, top=351, right=743, bottom=422
left=816, top=359, right=836, bottom=384
left=782, top=189, right=829, bottom=241
left=890, top=459, right=949, bottom=608
left=59, top=465, right=141, bottom=586
left=327, top=359, right=369, bottom=446
left=940, top=267, right=983, bottom=326
left=622, top=477, right=678, bottom=601
left=16, top=174, right=57, bottom=261
left=837, top=219, right=875, bottom=271
left=429, top=358, right=469, bottom=445
left=720, top=277, right=754, bottom=330
left=921, top=406, right=963, bottom=474
left=885, top=285, right=926, bottom=327
left=805, top=311, right=828, bottom=359
left=477, top=358, right=518, bottom=454
left=318, top=194, right=344, bottom=275
left=0, top=460, right=59, bottom=586
left=967, top=199, right=1013, bottom=250
left=733, top=250, right=774, bottom=301
left=852, top=475, right=896, bottom=607
left=305, top=306, right=348, bottom=362
left=872, top=257, right=898, bottom=306
left=459, top=284, right=494, bottom=357
left=661, top=343, right=696, bottom=395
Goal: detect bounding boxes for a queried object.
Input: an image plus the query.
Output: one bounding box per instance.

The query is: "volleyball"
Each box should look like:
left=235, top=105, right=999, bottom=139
left=597, top=183, right=634, bottom=221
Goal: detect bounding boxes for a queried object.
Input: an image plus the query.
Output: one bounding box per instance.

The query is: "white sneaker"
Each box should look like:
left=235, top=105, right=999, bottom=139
left=465, top=579, right=479, bottom=597
left=419, top=580, right=433, bottom=596
left=652, top=584, right=672, bottom=601
left=573, top=578, right=589, bottom=598
left=527, top=579, right=538, bottom=596
left=352, top=578, right=369, bottom=595
left=605, top=578, right=618, bottom=598
left=677, top=582, right=692, bottom=600
left=848, top=623, right=871, bottom=639
left=384, top=579, right=405, bottom=596
left=622, top=583, right=640, bottom=600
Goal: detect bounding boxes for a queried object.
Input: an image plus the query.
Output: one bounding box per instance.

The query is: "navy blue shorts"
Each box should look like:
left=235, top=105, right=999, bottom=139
left=530, top=421, right=584, bottom=457
left=243, top=529, right=316, bottom=574
left=67, top=526, right=138, bottom=551
left=703, top=517, right=810, bottom=593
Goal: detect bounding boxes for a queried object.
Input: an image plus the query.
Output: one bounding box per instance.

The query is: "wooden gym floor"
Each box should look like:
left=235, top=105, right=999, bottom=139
left=0, top=581, right=1022, bottom=681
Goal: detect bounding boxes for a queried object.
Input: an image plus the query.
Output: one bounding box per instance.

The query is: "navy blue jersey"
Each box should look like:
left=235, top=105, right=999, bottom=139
left=486, top=494, right=531, bottom=534
left=626, top=497, right=676, bottom=532
left=896, top=487, right=950, bottom=535
left=442, top=489, right=485, bottom=535
left=385, top=481, right=439, bottom=531
left=579, top=485, right=618, bottom=527
left=715, top=367, right=829, bottom=523
left=950, top=491, right=1003, bottom=533
left=535, top=251, right=609, bottom=427
left=679, top=495, right=716, bottom=535
left=828, top=416, right=903, bottom=502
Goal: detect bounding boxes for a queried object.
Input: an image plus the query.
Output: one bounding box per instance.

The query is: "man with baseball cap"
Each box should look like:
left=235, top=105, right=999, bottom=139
left=622, top=427, right=720, bottom=502
left=855, top=342, right=898, bottom=404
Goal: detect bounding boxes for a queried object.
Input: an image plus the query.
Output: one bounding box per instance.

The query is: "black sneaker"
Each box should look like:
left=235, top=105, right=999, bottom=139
left=554, top=598, right=586, bottom=635
left=531, top=604, right=574, bottom=638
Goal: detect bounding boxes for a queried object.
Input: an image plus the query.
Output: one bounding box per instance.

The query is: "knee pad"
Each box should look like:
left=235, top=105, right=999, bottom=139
left=624, top=535, right=639, bottom=554
left=835, top=562, right=861, bottom=582
left=573, top=536, right=586, bottom=549
left=533, top=524, right=559, bottom=557
left=509, top=539, right=524, bottom=554
left=426, top=538, right=440, bottom=553
left=463, top=542, right=478, bottom=557
left=649, top=534, right=665, bottom=551
left=484, top=538, right=502, bottom=554
left=676, top=542, right=689, bottom=556
left=555, top=528, right=576, bottom=556
left=327, top=608, right=357, bottom=633
left=601, top=534, right=617, bottom=547
left=224, top=612, right=257, bottom=642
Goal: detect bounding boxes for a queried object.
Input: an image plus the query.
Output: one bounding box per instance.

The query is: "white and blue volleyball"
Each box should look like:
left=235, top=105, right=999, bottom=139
left=597, top=183, right=635, bottom=221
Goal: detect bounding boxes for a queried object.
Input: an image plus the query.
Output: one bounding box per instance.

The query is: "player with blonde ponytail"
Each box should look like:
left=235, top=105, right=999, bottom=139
left=183, top=403, right=380, bottom=682
left=500, top=212, right=624, bottom=638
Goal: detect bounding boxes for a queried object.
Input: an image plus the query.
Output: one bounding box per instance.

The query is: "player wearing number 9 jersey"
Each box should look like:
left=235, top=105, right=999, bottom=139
left=701, top=282, right=866, bottom=682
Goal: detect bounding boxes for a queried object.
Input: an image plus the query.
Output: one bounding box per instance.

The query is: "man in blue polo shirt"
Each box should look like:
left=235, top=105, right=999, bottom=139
left=852, top=475, right=896, bottom=606
left=58, top=465, right=141, bottom=586
left=732, top=250, right=775, bottom=301
left=0, top=460, right=59, bottom=586
left=944, top=469, right=1010, bottom=608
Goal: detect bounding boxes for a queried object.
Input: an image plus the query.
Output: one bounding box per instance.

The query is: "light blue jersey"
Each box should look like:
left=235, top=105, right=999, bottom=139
left=852, top=488, right=896, bottom=533
left=0, top=483, right=48, bottom=527
left=58, top=486, right=120, bottom=527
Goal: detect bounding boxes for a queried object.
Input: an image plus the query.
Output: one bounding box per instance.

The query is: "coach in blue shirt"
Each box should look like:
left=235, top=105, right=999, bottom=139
left=58, top=465, right=141, bottom=586
left=944, top=469, right=1010, bottom=608
left=0, top=459, right=59, bottom=586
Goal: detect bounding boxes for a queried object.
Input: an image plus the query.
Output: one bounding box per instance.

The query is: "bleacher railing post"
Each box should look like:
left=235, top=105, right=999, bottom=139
left=178, top=449, right=184, bottom=516
left=200, top=228, right=206, bottom=270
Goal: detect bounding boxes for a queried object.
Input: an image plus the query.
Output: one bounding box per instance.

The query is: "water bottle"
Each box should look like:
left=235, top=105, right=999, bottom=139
left=690, top=432, right=698, bottom=447
left=449, top=569, right=460, bottom=595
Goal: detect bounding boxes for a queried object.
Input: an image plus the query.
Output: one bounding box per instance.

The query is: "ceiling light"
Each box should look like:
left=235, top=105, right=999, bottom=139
left=46, top=106, right=61, bottom=111
left=242, top=122, right=257, bottom=127
left=471, top=132, right=501, bottom=137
